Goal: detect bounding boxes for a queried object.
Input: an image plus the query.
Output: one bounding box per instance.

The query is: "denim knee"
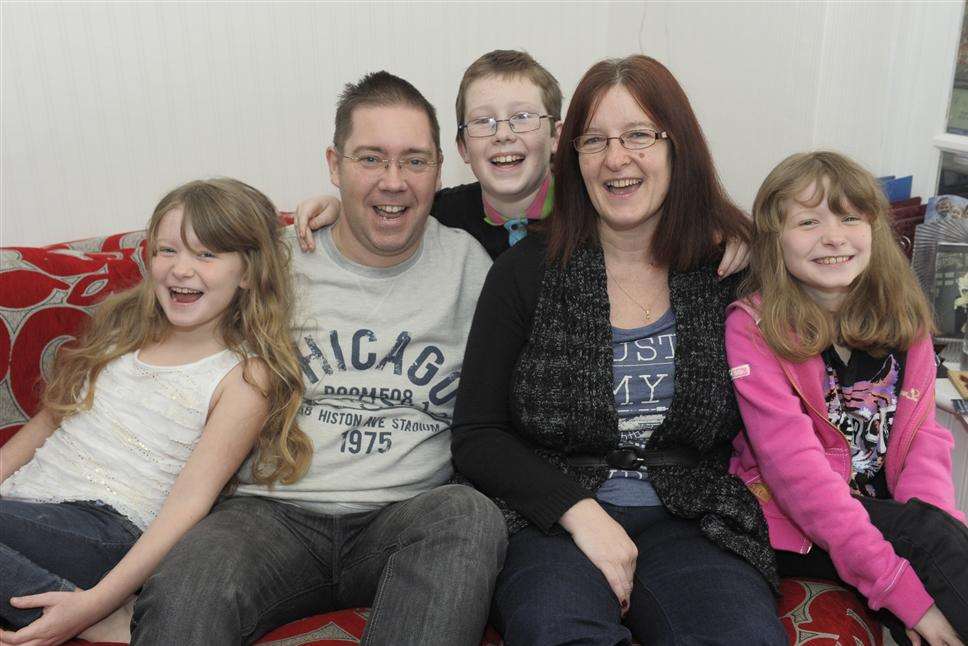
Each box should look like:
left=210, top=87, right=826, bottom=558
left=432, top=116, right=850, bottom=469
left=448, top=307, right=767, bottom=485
left=133, top=525, right=243, bottom=632
left=493, top=526, right=630, bottom=646
left=132, top=498, right=298, bottom=645
left=496, top=565, right=630, bottom=646
left=416, top=485, right=507, bottom=558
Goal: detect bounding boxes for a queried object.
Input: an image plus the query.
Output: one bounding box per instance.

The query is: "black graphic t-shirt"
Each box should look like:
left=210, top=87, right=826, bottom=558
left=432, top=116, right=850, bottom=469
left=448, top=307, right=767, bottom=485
left=821, top=346, right=905, bottom=499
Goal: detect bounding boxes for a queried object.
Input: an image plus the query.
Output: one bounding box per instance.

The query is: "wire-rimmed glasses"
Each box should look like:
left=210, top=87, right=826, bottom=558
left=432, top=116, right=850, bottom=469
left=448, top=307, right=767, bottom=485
left=459, top=112, right=553, bottom=138
left=340, top=153, right=440, bottom=175
left=572, top=129, right=669, bottom=154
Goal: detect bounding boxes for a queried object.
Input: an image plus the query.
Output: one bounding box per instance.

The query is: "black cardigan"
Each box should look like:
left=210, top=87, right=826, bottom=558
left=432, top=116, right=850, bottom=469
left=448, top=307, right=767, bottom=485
left=451, top=234, right=779, bottom=589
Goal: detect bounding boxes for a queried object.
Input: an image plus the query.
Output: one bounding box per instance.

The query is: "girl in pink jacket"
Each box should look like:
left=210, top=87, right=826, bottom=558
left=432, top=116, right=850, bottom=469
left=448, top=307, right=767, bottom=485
left=727, top=151, right=967, bottom=646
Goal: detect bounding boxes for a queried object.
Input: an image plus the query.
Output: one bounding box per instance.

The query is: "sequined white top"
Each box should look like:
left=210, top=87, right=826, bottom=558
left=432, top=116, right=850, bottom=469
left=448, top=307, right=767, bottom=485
left=0, top=349, right=241, bottom=530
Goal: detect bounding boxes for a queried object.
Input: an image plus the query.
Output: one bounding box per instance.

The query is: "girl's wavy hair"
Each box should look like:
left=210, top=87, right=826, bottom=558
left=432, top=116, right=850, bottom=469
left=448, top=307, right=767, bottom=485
left=741, top=151, right=933, bottom=361
left=42, top=178, right=312, bottom=485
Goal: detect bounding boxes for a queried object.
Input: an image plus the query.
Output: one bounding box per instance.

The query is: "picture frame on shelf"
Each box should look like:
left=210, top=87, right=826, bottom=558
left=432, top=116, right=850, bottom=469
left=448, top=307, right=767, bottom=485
left=912, top=219, right=968, bottom=343
left=931, top=242, right=968, bottom=342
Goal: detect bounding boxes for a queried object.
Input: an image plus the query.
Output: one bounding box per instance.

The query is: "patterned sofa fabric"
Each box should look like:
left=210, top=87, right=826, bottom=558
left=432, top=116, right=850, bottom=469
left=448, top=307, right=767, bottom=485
left=0, top=230, right=147, bottom=445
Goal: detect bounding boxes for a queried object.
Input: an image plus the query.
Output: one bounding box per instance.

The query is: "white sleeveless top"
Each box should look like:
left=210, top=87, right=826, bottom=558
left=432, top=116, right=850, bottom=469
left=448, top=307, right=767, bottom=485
left=1, top=349, right=241, bottom=530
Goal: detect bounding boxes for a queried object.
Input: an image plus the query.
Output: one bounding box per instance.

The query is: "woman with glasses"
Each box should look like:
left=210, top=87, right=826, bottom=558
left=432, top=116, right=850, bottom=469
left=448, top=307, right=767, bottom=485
left=451, top=55, right=785, bottom=645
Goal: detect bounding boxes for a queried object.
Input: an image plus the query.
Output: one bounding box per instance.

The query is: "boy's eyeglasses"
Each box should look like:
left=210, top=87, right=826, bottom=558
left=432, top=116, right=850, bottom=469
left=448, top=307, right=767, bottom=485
left=573, top=129, right=669, bottom=154
left=459, top=112, right=552, bottom=138
left=341, top=153, right=440, bottom=175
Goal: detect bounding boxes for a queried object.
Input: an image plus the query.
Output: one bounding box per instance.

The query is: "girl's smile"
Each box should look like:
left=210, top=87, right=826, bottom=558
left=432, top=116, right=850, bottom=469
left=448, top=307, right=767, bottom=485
left=779, top=181, right=871, bottom=310
left=151, top=207, right=247, bottom=337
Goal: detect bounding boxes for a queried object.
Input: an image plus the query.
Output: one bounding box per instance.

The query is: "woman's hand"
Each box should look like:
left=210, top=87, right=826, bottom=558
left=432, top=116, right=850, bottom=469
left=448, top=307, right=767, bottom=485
left=559, top=498, right=637, bottom=613
left=0, top=590, right=102, bottom=646
left=717, top=236, right=750, bottom=278
left=906, top=604, right=964, bottom=646
left=295, top=194, right=342, bottom=252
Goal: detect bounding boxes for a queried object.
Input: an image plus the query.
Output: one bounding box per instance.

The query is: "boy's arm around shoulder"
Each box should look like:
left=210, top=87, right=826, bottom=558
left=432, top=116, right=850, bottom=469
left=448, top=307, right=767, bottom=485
left=725, top=307, right=933, bottom=626
left=3, top=358, right=272, bottom=644
left=0, top=408, right=58, bottom=486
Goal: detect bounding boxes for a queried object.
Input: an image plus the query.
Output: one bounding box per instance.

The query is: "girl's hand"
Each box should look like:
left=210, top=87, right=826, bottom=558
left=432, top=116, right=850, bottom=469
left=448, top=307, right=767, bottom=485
left=717, top=236, right=750, bottom=278
left=559, top=498, right=637, bottom=614
left=295, top=195, right=342, bottom=252
left=907, top=604, right=964, bottom=646
left=0, top=590, right=101, bottom=646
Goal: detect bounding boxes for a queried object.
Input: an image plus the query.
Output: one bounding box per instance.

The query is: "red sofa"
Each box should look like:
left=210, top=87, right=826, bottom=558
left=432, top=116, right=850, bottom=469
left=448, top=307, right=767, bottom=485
left=0, top=224, right=882, bottom=645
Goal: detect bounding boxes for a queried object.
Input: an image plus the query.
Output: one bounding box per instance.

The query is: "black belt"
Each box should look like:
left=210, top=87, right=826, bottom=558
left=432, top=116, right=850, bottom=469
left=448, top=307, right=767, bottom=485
left=565, top=446, right=698, bottom=470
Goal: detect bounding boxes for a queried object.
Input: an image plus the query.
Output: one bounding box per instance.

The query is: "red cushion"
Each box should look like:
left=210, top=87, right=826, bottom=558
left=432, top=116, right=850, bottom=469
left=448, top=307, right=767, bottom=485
left=59, top=608, right=503, bottom=646
left=0, top=232, right=147, bottom=446
left=254, top=608, right=368, bottom=644
left=62, top=578, right=884, bottom=646
left=778, top=578, right=883, bottom=645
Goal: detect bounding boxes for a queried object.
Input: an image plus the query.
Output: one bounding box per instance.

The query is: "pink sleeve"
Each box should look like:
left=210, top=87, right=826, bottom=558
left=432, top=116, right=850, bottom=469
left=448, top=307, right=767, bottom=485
left=893, top=352, right=965, bottom=522
left=725, top=309, right=933, bottom=627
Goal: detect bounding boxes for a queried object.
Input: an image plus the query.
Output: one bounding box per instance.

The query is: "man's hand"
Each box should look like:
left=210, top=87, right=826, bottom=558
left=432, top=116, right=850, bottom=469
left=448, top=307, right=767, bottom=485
left=906, top=604, right=964, bottom=646
left=295, top=195, right=342, bottom=252
left=0, top=590, right=102, bottom=646
left=558, top=498, right=637, bottom=614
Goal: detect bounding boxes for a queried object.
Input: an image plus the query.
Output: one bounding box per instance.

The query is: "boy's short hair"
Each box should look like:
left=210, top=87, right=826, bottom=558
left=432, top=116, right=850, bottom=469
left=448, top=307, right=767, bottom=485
left=334, top=71, right=440, bottom=152
left=454, top=50, right=562, bottom=142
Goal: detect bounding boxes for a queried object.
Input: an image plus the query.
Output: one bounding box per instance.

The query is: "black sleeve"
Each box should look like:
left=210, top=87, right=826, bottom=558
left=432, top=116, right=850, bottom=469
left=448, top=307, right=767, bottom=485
left=432, top=184, right=509, bottom=260
left=452, top=237, right=593, bottom=532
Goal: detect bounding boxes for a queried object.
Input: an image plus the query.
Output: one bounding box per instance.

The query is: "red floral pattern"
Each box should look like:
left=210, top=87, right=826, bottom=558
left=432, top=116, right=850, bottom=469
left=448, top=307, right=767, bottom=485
left=0, top=231, right=147, bottom=447
left=778, top=578, right=883, bottom=645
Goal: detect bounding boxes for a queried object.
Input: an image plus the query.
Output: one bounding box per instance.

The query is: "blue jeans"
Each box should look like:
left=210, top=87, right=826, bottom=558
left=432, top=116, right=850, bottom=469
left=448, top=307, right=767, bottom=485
left=493, top=503, right=785, bottom=646
left=0, top=499, right=141, bottom=629
left=131, top=485, right=507, bottom=646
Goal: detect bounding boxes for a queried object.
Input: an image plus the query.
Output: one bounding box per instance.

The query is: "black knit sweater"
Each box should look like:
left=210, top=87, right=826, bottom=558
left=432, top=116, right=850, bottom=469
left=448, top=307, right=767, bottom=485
left=451, top=234, right=779, bottom=590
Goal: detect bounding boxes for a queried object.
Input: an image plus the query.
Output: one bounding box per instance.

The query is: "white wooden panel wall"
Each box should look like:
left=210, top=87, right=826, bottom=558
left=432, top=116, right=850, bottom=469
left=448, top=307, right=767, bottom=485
left=0, top=1, right=963, bottom=245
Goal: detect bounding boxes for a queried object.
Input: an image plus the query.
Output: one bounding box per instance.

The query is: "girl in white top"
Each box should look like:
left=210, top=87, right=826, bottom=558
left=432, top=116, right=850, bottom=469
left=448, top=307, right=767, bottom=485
left=0, top=178, right=312, bottom=645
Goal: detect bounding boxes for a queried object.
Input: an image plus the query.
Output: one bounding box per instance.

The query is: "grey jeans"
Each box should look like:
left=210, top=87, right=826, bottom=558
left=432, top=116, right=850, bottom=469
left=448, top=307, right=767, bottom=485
left=130, top=484, right=507, bottom=646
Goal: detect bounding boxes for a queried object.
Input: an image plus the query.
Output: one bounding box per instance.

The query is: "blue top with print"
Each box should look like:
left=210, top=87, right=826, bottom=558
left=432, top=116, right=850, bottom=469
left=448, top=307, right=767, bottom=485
left=596, top=308, right=676, bottom=507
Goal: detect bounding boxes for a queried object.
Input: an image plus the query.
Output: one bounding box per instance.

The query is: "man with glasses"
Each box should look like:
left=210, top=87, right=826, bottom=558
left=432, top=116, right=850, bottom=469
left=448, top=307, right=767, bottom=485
left=131, top=71, right=504, bottom=646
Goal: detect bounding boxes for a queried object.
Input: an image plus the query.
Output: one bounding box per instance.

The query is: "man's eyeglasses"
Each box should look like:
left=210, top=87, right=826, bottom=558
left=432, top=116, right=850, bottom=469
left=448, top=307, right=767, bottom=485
left=341, top=153, right=440, bottom=175
left=572, top=129, right=669, bottom=154
left=459, top=112, right=553, bottom=138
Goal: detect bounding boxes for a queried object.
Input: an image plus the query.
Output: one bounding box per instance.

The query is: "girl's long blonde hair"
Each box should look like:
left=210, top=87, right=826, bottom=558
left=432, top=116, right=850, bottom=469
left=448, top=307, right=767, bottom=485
left=42, top=178, right=312, bottom=485
left=741, top=151, right=933, bottom=362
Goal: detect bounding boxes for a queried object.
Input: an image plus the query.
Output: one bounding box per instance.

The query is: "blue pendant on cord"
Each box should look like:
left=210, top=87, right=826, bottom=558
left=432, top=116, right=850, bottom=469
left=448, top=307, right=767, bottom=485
left=505, top=217, right=528, bottom=246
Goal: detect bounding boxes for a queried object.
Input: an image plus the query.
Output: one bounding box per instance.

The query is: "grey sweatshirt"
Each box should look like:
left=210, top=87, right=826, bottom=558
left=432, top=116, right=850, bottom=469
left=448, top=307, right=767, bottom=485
left=236, top=220, right=491, bottom=513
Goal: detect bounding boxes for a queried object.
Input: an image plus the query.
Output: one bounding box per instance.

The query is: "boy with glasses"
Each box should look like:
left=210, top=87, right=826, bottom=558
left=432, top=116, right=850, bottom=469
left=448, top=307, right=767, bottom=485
left=296, top=49, right=562, bottom=259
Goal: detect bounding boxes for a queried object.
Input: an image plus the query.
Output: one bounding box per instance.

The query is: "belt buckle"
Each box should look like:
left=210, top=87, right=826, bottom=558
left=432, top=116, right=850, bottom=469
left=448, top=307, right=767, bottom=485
left=605, top=447, right=645, bottom=470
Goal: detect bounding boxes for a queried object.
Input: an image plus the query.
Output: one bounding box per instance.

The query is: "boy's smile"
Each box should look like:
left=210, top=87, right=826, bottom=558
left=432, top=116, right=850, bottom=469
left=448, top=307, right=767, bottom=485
left=458, top=75, right=560, bottom=213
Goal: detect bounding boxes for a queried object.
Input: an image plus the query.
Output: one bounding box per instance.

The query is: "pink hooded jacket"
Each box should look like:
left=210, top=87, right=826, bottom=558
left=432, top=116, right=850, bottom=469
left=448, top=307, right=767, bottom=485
left=726, top=296, right=965, bottom=628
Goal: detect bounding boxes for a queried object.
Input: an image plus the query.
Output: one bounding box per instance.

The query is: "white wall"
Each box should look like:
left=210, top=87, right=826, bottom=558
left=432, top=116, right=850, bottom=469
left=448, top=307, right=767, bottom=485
left=1, top=1, right=963, bottom=245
